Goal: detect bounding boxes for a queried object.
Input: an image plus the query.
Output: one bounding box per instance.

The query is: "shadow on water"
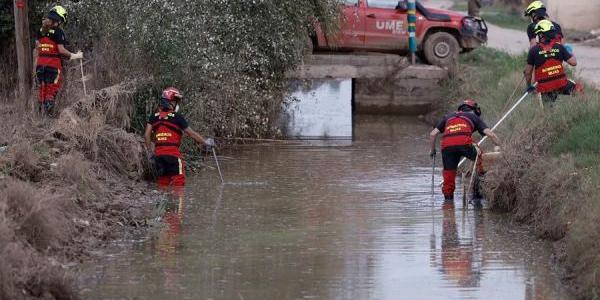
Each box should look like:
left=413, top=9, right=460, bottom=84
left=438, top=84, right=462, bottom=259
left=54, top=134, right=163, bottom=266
left=79, top=116, right=571, bottom=300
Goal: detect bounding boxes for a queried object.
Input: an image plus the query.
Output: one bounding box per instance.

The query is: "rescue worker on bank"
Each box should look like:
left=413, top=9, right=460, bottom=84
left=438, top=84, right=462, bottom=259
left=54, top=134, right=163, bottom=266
left=525, top=20, right=582, bottom=105
left=34, top=6, right=83, bottom=114
left=144, top=87, right=214, bottom=187
left=429, top=100, right=501, bottom=201
left=524, top=1, right=563, bottom=48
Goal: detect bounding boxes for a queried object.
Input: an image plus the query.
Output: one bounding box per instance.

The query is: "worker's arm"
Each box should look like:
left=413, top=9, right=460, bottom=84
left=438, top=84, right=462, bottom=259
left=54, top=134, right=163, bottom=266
left=529, top=38, right=537, bottom=48
left=57, top=44, right=83, bottom=60
left=429, top=128, right=440, bottom=155
left=144, top=124, right=153, bottom=151
left=524, top=64, right=534, bottom=85
left=566, top=56, right=577, bottom=67
left=57, top=44, right=74, bottom=57
left=184, top=127, right=208, bottom=146
left=483, top=128, right=501, bottom=146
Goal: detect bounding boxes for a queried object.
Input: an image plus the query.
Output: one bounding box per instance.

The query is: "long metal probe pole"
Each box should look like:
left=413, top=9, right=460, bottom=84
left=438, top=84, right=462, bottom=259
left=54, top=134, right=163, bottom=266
left=431, top=154, right=436, bottom=195
left=430, top=154, right=436, bottom=253
left=212, top=148, right=224, bottom=184
left=465, top=150, right=480, bottom=207
left=80, top=59, right=87, bottom=96
left=456, top=90, right=531, bottom=169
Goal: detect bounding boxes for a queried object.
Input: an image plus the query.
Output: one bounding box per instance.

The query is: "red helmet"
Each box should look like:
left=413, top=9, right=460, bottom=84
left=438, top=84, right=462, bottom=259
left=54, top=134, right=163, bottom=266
left=161, top=87, right=183, bottom=102
left=458, top=99, right=481, bottom=116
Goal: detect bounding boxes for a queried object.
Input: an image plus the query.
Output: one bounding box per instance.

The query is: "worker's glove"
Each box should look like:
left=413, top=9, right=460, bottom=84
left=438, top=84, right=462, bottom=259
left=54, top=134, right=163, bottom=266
left=429, top=148, right=437, bottom=159
left=526, top=84, right=536, bottom=93
left=70, top=51, right=83, bottom=60
left=564, top=43, right=574, bottom=55
left=204, top=138, right=215, bottom=148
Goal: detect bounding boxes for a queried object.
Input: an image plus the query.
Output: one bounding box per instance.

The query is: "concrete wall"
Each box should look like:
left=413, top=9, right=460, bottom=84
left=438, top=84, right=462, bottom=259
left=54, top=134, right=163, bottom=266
left=289, top=54, right=448, bottom=115
left=545, top=0, right=600, bottom=31
left=354, top=65, right=447, bottom=115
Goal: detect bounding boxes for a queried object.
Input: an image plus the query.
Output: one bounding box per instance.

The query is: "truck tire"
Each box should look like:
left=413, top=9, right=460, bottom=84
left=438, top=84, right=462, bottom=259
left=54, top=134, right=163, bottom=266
left=423, top=32, right=460, bottom=67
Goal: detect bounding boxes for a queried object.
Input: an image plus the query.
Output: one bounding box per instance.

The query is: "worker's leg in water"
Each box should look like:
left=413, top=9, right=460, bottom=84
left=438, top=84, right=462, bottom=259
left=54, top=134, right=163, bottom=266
left=442, top=147, right=464, bottom=201
left=442, top=145, right=478, bottom=201
left=155, top=155, right=186, bottom=188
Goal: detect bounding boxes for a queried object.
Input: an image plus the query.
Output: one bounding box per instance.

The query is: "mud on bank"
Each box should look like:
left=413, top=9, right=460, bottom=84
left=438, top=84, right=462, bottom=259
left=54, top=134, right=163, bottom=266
left=445, top=47, right=600, bottom=299
left=0, top=84, right=156, bottom=299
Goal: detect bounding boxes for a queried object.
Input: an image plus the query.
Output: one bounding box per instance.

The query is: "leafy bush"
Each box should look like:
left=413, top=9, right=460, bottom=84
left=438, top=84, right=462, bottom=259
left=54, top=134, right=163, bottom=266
left=63, top=0, right=341, bottom=138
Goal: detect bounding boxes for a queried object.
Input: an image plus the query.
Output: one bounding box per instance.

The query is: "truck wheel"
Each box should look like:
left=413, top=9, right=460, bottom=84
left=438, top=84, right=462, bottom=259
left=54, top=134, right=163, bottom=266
left=423, top=32, right=459, bottom=67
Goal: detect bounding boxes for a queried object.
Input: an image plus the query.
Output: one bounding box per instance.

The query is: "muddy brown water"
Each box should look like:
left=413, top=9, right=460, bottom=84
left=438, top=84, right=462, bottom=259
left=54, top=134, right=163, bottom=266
left=79, top=116, right=571, bottom=300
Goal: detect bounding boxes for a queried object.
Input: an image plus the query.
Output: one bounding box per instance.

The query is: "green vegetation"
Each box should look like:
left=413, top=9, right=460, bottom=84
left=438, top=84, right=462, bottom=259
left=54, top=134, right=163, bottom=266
left=553, top=115, right=600, bottom=166
left=3, top=0, right=343, bottom=137
left=64, top=0, right=341, bottom=139
left=451, top=0, right=530, bottom=31
left=450, top=47, right=600, bottom=298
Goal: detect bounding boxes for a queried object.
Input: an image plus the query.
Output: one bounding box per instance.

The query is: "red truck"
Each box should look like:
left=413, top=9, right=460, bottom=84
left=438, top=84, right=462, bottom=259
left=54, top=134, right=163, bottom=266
left=311, top=0, right=488, bottom=66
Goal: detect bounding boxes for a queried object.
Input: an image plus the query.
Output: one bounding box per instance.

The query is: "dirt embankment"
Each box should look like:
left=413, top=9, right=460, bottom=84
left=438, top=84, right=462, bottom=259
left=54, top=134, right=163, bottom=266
left=0, top=83, right=156, bottom=299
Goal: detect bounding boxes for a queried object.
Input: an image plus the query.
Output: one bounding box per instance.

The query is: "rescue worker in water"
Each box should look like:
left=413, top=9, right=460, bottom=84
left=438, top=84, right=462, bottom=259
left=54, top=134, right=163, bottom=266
left=144, top=87, right=215, bottom=187
left=524, top=20, right=582, bottom=105
left=429, top=100, right=501, bottom=201
left=35, top=6, right=83, bottom=114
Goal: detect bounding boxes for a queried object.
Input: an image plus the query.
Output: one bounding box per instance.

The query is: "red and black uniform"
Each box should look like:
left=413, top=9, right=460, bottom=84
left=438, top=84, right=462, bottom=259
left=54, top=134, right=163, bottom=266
left=527, top=41, right=578, bottom=103
left=36, top=27, right=67, bottom=105
left=435, top=111, right=488, bottom=200
left=148, top=110, right=189, bottom=187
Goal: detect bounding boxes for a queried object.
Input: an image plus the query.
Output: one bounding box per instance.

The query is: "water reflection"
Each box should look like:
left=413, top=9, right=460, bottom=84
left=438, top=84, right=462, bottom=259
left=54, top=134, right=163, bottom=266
left=79, top=116, right=571, bottom=300
left=438, top=202, right=482, bottom=288
left=152, top=186, right=185, bottom=295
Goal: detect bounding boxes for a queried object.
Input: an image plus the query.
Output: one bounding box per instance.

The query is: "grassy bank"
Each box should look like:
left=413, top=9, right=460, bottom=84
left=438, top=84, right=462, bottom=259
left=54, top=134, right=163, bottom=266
left=448, top=47, right=600, bottom=299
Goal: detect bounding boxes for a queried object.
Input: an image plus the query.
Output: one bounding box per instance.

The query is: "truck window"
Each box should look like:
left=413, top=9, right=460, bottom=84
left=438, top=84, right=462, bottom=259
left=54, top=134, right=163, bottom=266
left=367, top=0, right=401, bottom=9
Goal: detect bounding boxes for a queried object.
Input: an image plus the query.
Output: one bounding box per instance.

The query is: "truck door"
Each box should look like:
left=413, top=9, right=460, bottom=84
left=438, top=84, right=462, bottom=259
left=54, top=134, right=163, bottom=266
left=364, top=0, right=408, bottom=50
left=336, top=0, right=365, bottom=48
